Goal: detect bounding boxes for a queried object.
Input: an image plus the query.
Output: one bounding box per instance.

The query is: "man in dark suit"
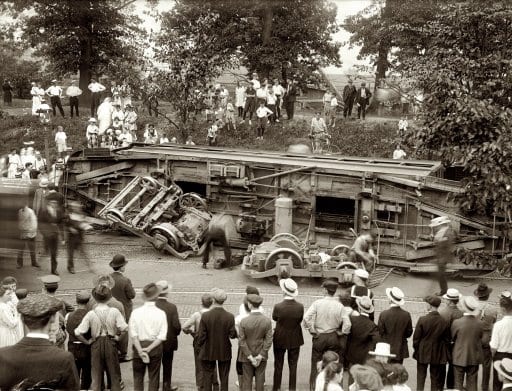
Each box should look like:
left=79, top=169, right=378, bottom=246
left=346, top=296, right=379, bottom=368
left=272, top=278, right=304, bottom=391
left=0, top=294, right=79, bottom=390
left=38, top=198, right=65, bottom=275
left=239, top=294, right=273, bottom=391
left=284, top=79, right=299, bottom=120
left=494, top=358, right=512, bottom=390
left=343, top=80, right=357, bottom=118
left=109, top=254, right=136, bottom=320
left=452, top=295, right=484, bottom=391
left=155, top=280, right=182, bottom=391
left=378, top=287, right=413, bottom=364
left=197, top=288, right=237, bottom=391
left=356, top=82, right=372, bottom=120
left=413, top=295, right=451, bottom=391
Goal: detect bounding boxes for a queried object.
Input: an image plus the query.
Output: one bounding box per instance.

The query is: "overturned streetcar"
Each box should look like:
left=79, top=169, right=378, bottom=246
left=64, top=143, right=511, bottom=280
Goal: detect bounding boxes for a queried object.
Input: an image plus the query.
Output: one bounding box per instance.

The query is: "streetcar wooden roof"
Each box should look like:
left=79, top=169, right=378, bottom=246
left=114, top=144, right=443, bottom=178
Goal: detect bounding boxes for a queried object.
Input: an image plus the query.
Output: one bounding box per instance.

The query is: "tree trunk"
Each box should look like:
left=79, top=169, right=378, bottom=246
left=262, top=4, right=273, bottom=46
left=79, top=38, right=93, bottom=106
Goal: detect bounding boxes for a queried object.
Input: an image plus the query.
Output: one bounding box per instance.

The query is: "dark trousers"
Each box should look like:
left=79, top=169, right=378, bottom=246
left=91, top=93, right=101, bottom=116
left=343, top=99, right=354, bottom=118
left=91, top=336, right=122, bottom=391
left=482, top=344, right=492, bottom=391
left=43, top=234, right=59, bottom=273
left=267, top=104, right=276, bottom=123
left=17, top=237, right=36, bottom=267
left=202, top=359, right=230, bottom=391
left=446, top=362, right=456, bottom=389
left=237, top=106, right=244, bottom=117
left=193, top=341, right=219, bottom=390
left=69, top=96, right=79, bottom=117
left=389, top=358, right=404, bottom=364
left=132, top=342, right=163, bottom=391
left=242, top=360, right=266, bottom=391
left=161, top=348, right=175, bottom=391
left=50, top=96, right=65, bottom=117
left=417, top=362, right=446, bottom=391
left=67, top=232, right=82, bottom=270
left=276, top=97, right=281, bottom=118
left=202, top=231, right=231, bottom=267
left=257, top=117, right=267, bottom=138
left=273, top=346, right=300, bottom=391
left=69, top=342, right=92, bottom=390
left=309, top=332, right=343, bottom=391
left=437, top=263, right=448, bottom=294
left=357, top=102, right=367, bottom=119
left=285, top=100, right=295, bottom=120
left=454, top=364, right=479, bottom=391
left=243, top=99, right=255, bottom=120
left=493, top=352, right=512, bottom=391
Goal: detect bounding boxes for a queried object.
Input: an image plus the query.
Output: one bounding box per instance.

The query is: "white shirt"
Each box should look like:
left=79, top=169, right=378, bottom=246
left=330, top=97, right=338, bottom=107
left=86, top=125, right=99, bottom=139
left=398, top=119, right=408, bottom=130
left=393, top=149, right=406, bottom=160
left=118, top=132, right=133, bottom=147
left=66, top=86, right=83, bottom=97
left=256, top=106, right=273, bottom=118
left=490, top=315, right=512, bottom=352
left=251, top=79, right=261, bottom=90
left=34, top=157, right=46, bottom=170
left=315, top=371, right=343, bottom=391
left=55, top=131, right=67, bottom=143
left=26, top=332, right=50, bottom=340
left=129, top=301, right=167, bottom=342
left=266, top=93, right=277, bottom=105
left=88, top=82, right=106, bottom=93
left=46, top=86, right=62, bottom=97
left=256, top=87, right=267, bottom=99
left=273, top=84, right=285, bottom=96
left=160, top=137, right=169, bottom=144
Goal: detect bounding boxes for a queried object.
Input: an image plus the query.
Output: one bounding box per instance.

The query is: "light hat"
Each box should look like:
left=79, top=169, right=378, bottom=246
left=156, top=280, right=171, bottom=294
left=429, top=216, right=451, bottom=228
left=354, top=269, right=369, bottom=280
left=279, top=278, right=298, bottom=297
left=356, top=296, right=374, bottom=314
left=459, top=295, right=480, bottom=316
left=494, top=358, right=512, bottom=382
left=386, top=287, right=405, bottom=306
left=443, top=288, right=462, bottom=300
left=369, top=342, right=396, bottom=358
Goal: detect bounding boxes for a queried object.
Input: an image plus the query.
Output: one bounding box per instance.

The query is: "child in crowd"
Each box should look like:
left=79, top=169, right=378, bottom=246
left=255, top=101, right=273, bottom=140
left=54, top=126, right=67, bottom=157
left=207, top=121, right=219, bottom=146
left=143, top=124, right=158, bottom=144
left=159, top=133, right=169, bottom=144
left=225, top=99, right=236, bottom=131
left=88, top=133, right=98, bottom=149
left=389, top=364, right=411, bottom=391
left=315, top=351, right=341, bottom=391
left=392, top=144, right=406, bottom=160
left=86, top=118, right=99, bottom=147
left=185, top=135, right=195, bottom=146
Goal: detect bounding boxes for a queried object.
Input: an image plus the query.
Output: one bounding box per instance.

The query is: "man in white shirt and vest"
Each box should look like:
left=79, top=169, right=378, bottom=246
left=88, top=78, right=106, bottom=116
left=65, top=80, right=82, bottom=118
left=45, top=79, right=65, bottom=117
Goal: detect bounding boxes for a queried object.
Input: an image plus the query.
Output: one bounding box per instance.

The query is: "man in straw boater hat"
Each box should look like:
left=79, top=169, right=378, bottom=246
left=346, top=296, right=379, bottom=369
left=109, top=254, right=136, bottom=320
left=429, top=215, right=455, bottom=296
left=129, top=282, right=168, bottom=391
left=378, top=287, right=413, bottom=364
left=474, top=283, right=498, bottom=391
left=304, top=279, right=351, bottom=390
left=272, top=278, right=304, bottom=391
left=0, top=294, right=79, bottom=390
left=197, top=287, right=237, bottom=391
left=413, top=295, right=450, bottom=391
left=75, top=284, right=127, bottom=391
left=451, top=295, right=484, bottom=391
left=238, top=293, right=273, bottom=391
left=494, top=358, right=512, bottom=391
left=491, top=292, right=512, bottom=391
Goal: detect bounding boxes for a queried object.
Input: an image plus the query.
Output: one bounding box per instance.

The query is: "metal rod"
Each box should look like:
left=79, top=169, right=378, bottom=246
left=249, top=166, right=316, bottom=183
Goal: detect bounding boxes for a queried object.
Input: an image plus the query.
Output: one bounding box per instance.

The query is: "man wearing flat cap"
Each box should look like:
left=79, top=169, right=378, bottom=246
left=109, top=254, right=136, bottom=320
left=413, top=295, right=451, bottom=391
left=197, top=288, right=237, bottom=391
left=0, top=294, right=79, bottom=390
left=304, top=279, right=351, bottom=390
left=239, top=293, right=273, bottom=391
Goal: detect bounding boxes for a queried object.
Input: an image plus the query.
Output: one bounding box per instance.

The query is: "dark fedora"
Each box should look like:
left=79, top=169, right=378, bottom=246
left=109, top=254, right=128, bottom=268
left=474, top=283, right=493, bottom=298
left=92, top=285, right=112, bottom=303
left=142, top=283, right=162, bottom=301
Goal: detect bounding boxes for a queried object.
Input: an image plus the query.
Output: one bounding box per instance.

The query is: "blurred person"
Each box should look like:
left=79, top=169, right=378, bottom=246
left=378, top=287, right=413, bottom=364
left=38, top=198, right=65, bottom=275
left=54, top=125, right=67, bottom=158
left=66, top=200, right=92, bottom=274
left=170, top=136, right=178, bottom=143
left=160, top=133, right=170, bottom=144
left=130, top=283, right=168, bottom=391
left=225, top=98, right=236, bottom=130
left=0, top=286, right=21, bottom=347
left=429, top=216, right=455, bottom=296
left=97, top=97, right=113, bottom=135
left=33, top=176, right=49, bottom=215
left=452, top=296, right=484, bottom=391
left=0, top=294, right=79, bottom=390
left=343, top=81, right=357, bottom=119
left=7, top=148, right=21, bottom=179
left=118, top=127, right=134, bottom=147
left=65, top=290, right=92, bottom=390
left=491, top=294, right=512, bottom=391
left=185, top=135, right=195, bottom=145
left=66, top=80, right=82, bottom=117
left=75, top=285, right=128, bottom=391
left=393, top=145, right=407, bottom=160
left=88, top=78, right=106, bottom=116
left=323, top=89, right=333, bottom=118
left=182, top=293, right=220, bottom=390
left=144, top=123, right=159, bottom=144
left=2, top=79, right=13, bottom=106
left=304, top=279, right=351, bottom=390
left=21, top=162, right=32, bottom=180
left=356, top=82, right=372, bottom=120
left=398, top=116, right=408, bottom=136
left=197, top=288, right=237, bottom=391
left=474, top=283, right=498, bottom=391
left=155, top=280, right=182, bottom=391
left=123, top=103, right=138, bottom=136
left=45, top=79, right=65, bottom=117
left=272, top=278, right=304, bottom=391
left=17, top=199, right=39, bottom=269
left=413, top=295, right=450, bottom=391
left=235, top=81, right=246, bottom=117
left=30, top=81, right=45, bottom=115
left=33, top=150, right=47, bottom=175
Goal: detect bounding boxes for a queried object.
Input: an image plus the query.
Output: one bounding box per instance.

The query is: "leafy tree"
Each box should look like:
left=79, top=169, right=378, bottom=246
left=403, top=1, right=512, bottom=214
left=5, top=0, right=145, bottom=102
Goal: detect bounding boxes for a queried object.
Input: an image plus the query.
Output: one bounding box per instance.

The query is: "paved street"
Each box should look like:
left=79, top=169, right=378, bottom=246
left=3, top=231, right=510, bottom=390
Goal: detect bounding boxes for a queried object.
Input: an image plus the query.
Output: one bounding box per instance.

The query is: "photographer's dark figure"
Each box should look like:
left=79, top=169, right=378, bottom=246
left=202, top=225, right=231, bottom=269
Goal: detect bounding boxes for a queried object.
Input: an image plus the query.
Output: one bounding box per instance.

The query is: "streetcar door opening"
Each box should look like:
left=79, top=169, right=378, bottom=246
left=315, top=196, right=356, bottom=232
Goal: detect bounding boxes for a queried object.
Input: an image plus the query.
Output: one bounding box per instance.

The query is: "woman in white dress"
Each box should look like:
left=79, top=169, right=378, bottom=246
left=7, top=148, right=21, bottom=179
left=30, top=82, right=45, bottom=115
left=97, top=97, right=113, bottom=135
left=235, top=81, right=246, bottom=118
left=0, top=286, right=21, bottom=347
